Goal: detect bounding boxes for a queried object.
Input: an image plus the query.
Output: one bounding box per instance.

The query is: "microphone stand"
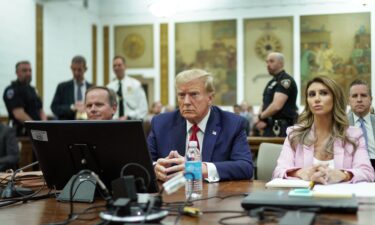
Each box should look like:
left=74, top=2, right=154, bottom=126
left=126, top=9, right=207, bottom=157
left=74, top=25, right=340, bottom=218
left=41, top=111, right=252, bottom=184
left=1, top=161, right=39, bottom=198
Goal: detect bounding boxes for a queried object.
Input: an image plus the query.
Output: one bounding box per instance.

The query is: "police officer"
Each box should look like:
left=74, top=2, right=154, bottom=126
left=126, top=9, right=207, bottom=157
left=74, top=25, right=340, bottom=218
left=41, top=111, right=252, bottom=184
left=255, top=52, right=298, bottom=137
left=107, top=56, right=148, bottom=120
left=3, top=61, right=47, bottom=136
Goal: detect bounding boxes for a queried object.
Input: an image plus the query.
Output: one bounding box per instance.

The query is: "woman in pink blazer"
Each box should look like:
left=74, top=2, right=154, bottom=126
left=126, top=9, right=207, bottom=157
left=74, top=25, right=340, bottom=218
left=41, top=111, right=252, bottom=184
left=273, top=76, right=375, bottom=183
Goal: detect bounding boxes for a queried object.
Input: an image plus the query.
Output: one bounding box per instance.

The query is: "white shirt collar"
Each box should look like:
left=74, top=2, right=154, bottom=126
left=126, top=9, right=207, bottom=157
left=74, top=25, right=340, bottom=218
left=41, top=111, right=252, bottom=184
left=186, top=108, right=211, bottom=134
left=353, top=112, right=371, bottom=123
left=74, top=79, right=85, bottom=86
left=116, top=75, right=127, bottom=83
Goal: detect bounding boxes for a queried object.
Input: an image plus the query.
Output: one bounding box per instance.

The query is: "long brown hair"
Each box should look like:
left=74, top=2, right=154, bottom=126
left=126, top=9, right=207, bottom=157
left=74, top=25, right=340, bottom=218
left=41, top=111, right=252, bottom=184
left=289, top=76, right=356, bottom=154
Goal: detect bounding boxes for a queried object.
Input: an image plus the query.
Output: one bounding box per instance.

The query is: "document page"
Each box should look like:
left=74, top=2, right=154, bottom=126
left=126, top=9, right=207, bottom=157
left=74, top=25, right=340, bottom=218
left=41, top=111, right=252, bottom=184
left=313, top=182, right=375, bottom=200
left=266, top=178, right=310, bottom=188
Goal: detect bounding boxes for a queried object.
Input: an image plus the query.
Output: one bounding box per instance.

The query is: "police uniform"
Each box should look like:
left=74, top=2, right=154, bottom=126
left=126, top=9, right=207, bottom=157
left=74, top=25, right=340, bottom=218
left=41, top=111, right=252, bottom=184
left=107, top=75, right=148, bottom=120
left=261, top=70, right=298, bottom=137
left=3, top=80, right=43, bottom=136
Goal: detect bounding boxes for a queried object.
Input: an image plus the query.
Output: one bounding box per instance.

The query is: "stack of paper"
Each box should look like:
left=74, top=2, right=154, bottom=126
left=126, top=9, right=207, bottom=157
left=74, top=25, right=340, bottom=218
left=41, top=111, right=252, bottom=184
left=266, top=178, right=310, bottom=188
left=313, top=182, right=375, bottom=198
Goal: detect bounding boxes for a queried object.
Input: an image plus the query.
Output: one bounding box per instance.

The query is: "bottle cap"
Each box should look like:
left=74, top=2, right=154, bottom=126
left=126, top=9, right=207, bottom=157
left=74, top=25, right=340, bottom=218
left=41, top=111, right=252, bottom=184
left=188, top=141, right=198, bottom=147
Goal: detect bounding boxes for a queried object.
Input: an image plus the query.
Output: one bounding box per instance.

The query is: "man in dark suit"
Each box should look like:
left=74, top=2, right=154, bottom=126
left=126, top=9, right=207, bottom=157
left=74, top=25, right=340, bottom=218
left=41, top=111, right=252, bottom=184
left=0, top=124, right=19, bottom=171
left=148, top=69, right=253, bottom=182
left=51, top=55, right=92, bottom=120
left=348, top=79, right=375, bottom=170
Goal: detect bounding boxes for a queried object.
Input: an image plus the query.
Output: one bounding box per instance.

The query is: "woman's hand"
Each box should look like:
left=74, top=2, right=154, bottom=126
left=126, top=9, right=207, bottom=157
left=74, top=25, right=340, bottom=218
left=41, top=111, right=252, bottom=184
left=311, top=166, right=350, bottom=184
left=292, top=164, right=322, bottom=180
left=323, top=168, right=349, bottom=184
left=310, top=164, right=329, bottom=184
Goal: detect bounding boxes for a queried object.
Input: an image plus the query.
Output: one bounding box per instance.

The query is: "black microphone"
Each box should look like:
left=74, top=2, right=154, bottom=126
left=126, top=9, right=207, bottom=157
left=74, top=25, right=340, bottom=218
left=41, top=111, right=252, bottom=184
left=1, top=161, right=39, bottom=198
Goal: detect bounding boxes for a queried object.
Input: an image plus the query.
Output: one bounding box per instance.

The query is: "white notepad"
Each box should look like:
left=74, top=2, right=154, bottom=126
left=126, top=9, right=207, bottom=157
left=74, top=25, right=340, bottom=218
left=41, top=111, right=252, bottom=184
left=313, top=182, right=375, bottom=197
left=266, top=178, right=310, bottom=188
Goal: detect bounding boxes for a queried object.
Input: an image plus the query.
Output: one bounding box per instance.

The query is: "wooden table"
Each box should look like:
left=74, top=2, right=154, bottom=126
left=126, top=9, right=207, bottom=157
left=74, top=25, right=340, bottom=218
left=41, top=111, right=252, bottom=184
left=0, top=180, right=373, bottom=225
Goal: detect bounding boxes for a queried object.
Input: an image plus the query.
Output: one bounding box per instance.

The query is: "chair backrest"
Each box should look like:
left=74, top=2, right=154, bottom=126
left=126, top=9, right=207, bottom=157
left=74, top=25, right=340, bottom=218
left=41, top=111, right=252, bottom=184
left=256, top=142, right=283, bottom=181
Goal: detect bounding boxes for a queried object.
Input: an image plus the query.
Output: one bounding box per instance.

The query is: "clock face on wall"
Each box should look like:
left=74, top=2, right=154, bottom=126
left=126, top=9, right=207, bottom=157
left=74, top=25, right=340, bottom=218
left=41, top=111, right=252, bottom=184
left=255, top=34, right=282, bottom=60
left=122, top=33, right=145, bottom=59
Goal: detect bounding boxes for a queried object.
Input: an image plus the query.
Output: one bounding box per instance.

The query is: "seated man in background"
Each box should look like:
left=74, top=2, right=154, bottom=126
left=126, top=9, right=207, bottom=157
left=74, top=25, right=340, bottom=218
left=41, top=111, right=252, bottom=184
left=148, top=69, right=253, bottom=182
left=84, top=86, right=117, bottom=120
left=0, top=123, right=19, bottom=171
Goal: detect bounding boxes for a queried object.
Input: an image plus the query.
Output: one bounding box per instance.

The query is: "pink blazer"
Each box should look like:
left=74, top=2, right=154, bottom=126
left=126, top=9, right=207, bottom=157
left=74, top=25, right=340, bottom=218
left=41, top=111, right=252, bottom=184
left=272, top=126, right=375, bottom=183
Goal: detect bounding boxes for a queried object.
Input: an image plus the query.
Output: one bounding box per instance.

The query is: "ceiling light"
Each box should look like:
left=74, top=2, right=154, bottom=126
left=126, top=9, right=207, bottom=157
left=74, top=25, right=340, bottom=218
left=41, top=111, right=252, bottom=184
left=148, top=0, right=177, bottom=18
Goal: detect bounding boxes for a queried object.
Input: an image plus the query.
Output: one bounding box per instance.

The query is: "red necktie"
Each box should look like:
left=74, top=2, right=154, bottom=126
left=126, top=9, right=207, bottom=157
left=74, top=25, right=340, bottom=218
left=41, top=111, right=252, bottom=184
left=189, top=124, right=200, bottom=150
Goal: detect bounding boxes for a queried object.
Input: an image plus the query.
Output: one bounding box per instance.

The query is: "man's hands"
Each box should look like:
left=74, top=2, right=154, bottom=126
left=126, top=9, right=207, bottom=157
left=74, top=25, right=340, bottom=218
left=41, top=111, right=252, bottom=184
left=291, top=164, right=350, bottom=184
left=75, top=101, right=85, bottom=113
left=255, top=120, right=267, bottom=131
left=154, top=151, right=185, bottom=182
left=154, top=151, right=210, bottom=182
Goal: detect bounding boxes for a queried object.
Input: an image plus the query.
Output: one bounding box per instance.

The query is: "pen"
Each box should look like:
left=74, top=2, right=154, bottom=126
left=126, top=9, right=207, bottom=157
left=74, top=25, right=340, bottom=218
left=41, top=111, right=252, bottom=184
left=309, top=181, right=315, bottom=190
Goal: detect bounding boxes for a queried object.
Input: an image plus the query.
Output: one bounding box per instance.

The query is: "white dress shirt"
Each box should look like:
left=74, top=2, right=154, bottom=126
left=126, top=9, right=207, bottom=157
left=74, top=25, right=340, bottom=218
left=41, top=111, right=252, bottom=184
left=107, top=76, right=148, bottom=120
left=185, top=109, right=220, bottom=182
left=353, top=113, right=375, bottom=159
left=73, top=79, right=87, bottom=102
left=313, top=157, right=334, bottom=169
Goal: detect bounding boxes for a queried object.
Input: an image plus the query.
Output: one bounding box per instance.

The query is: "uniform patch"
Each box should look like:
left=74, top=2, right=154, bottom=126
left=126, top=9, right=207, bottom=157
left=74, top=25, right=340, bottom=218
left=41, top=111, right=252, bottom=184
left=6, top=89, right=14, bottom=99
left=280, top=79, right=291, bottom=89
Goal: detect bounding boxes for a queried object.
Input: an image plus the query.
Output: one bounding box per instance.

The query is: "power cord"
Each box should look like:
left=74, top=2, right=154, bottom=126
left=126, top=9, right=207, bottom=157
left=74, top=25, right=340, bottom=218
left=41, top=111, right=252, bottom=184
left=46, top=169, right=111, bottom=225
left=120, top=162, right=151, bottom=191
left=2, top=161, right=40, bottom=198
left=75, top=204, right=107, bottom=221
left=218, top=213, right=252, bottom=225
left=0, top=177, right=48, bottom=207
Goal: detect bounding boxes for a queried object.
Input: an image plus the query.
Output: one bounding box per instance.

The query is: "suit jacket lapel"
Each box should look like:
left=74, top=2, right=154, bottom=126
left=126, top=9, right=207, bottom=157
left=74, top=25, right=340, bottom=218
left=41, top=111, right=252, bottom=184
left=348, top=112, right=355, bottom=126
left=333, top=141, right=345, bottom=169
left=371, top=115, right=375, bottom=141
left=171, top=113, right=187, bottom=156
left=69, top=80, right=75, bottom=103
left=202, top=107, right=221, bottom=162
left=85, top=81, right=92, bottom=89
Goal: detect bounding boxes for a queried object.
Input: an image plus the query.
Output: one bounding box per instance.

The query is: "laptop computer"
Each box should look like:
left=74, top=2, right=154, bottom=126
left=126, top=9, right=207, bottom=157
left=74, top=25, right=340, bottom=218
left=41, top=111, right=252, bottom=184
left=24, top=120, right=159, bottom=194
left=241, top=190, right=358, bottom=213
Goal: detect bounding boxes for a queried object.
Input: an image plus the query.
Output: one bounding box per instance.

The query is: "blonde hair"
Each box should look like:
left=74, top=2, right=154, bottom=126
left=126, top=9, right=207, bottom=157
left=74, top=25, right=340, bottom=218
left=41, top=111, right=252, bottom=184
left=289, top=76, right=356, bottom=154
left=175, top=69, right=215, bottom=94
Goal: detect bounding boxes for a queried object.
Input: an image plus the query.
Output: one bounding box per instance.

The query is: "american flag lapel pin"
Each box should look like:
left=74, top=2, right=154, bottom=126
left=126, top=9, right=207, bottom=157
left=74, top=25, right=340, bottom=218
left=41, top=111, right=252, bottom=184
left=212, top=131, right=217, bottom=135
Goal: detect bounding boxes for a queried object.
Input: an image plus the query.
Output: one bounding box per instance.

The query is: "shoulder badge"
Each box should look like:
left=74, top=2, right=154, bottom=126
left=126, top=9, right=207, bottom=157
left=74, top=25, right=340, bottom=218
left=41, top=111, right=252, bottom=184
left=280, top=79, right=291, bottom=89
left=6, top=89, right=14, bottom=99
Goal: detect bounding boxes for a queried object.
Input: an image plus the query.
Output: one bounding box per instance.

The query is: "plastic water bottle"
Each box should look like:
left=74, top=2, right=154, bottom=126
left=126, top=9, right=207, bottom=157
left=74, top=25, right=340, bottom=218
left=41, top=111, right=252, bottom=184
left=185, top=140, right=202, bottom=200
